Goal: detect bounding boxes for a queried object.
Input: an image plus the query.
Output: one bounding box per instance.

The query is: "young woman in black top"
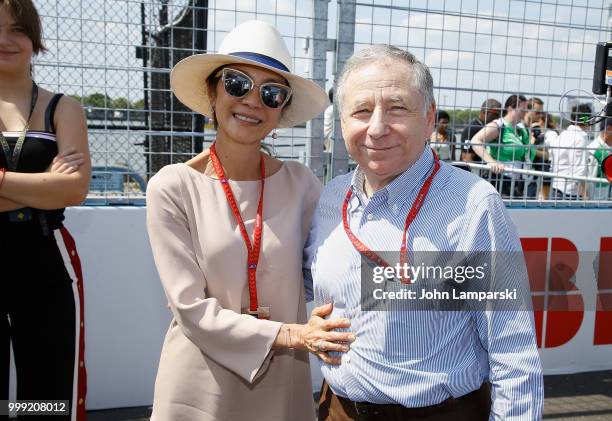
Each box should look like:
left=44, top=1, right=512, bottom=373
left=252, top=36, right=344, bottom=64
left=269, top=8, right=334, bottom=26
left=0, top=1, right=90, bottom=419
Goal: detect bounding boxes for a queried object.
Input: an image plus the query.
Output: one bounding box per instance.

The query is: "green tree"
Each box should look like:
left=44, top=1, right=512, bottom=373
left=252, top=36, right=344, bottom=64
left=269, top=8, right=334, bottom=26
left=111, top=97, right=130, bottom=110
left=446, top=109, right=476, bottom=126
left=84, top=92, right=112, bottom=108
left=131, top=99, right=145, bottom=110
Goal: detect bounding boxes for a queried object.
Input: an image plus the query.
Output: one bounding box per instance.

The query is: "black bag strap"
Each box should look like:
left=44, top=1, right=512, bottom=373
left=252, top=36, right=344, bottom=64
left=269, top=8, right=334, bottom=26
left=44, top=93, right=64, bottom=134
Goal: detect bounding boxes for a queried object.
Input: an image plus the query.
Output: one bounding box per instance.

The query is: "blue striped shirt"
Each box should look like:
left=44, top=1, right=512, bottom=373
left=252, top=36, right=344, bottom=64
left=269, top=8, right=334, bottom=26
left=305, top=146, right=543, bottom=420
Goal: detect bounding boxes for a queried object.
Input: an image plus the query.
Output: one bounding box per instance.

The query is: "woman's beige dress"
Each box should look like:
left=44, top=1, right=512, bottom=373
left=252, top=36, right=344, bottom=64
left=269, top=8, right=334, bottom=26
left=146, top=160, right=322, bottom=421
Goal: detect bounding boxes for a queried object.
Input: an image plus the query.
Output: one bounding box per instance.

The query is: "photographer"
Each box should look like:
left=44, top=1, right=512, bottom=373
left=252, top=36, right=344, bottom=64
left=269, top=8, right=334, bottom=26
left=528, top=113, right=557, bottom=199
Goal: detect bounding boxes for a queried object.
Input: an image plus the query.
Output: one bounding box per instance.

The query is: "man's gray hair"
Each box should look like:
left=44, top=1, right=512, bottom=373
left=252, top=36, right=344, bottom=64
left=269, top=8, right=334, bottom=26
left=335, top=44, right=435, bottom=115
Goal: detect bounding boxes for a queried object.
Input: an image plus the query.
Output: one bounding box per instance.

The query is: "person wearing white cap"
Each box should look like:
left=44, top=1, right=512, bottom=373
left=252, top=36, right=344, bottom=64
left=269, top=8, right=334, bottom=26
left=146, top=20, right=354, bottom=420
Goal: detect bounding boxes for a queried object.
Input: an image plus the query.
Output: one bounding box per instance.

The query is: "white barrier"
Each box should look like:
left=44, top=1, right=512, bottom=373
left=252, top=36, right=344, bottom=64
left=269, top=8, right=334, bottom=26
left=65, top=207, right=168, bottom=410
left=20, top=206, right=606, bottom=409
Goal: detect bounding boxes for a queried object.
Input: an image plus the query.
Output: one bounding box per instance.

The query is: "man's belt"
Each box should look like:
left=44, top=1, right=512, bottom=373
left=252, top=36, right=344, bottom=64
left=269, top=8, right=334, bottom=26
left=335, top=382, right=490, bottom=420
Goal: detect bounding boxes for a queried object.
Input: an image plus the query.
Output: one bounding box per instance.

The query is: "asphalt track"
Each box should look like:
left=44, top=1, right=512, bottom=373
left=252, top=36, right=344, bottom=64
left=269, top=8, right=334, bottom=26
left=86, top=370, right=612, bottom=420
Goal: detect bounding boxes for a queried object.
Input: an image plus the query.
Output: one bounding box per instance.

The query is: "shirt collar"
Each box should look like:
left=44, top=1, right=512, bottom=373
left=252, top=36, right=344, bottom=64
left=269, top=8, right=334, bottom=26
left=350, top=145, right=435, bottom=209
left=350, top=166, right=370, bottom=206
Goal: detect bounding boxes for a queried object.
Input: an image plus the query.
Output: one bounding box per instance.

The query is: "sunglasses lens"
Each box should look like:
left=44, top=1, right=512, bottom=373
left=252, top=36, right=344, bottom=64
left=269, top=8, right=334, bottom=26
left=223, top=70, right=251, bottom=98
left=260, top=85, right=290, bottom=109
left=222, top=68, right=291, bottom=109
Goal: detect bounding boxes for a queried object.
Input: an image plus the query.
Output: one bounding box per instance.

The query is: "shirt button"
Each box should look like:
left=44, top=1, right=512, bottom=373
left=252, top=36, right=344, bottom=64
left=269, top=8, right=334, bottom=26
left=344, top=354, right=351, bottom=363
left=392, top=204, right=399, bottom=213
left=366, top=213, right=373, bottom=221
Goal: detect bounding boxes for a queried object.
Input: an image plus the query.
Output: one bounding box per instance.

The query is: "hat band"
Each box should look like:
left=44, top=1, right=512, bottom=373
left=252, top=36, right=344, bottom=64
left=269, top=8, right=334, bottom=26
left=229, top=52, right=290, bottom=72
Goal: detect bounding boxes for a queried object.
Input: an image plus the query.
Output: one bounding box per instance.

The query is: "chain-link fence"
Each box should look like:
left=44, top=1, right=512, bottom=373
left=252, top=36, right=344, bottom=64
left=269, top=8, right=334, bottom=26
left=33, top=0, right=612, bottom=206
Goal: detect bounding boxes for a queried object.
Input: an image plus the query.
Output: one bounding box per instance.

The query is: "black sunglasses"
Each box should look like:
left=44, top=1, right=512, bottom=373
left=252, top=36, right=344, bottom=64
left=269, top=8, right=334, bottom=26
left=219, top=67, right=293, bottom=109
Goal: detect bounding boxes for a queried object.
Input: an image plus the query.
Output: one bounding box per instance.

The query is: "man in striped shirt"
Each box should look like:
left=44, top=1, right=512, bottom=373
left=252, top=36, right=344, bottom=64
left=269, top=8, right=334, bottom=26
left=305, top=45, right=543, bottom=420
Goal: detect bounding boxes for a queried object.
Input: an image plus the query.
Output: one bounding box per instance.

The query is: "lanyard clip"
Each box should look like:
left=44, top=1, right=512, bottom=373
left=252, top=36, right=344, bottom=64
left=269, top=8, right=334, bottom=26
left=242, top=306, right=270, bottom=319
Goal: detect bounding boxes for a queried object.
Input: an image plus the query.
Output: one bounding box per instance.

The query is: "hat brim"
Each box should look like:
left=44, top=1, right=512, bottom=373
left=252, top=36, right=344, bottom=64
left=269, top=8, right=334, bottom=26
left=170, top=53, right=329, bottom=128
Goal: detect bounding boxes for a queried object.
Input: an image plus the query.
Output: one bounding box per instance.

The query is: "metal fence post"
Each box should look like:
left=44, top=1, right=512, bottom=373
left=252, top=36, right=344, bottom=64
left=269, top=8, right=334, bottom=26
left=309, top=0, right=329, bottom=181
left=332, top=0, right=356, bottom=178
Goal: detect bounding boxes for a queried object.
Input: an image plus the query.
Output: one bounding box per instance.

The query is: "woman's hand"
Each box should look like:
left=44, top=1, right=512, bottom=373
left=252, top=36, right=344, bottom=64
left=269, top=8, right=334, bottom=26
left=486, top=160, right=505, bottom=174
left=274, top=303, right=355, bottom=365
left=48, top=148, right=85, bottom=174
left=299, top=303, right=354, bottom=364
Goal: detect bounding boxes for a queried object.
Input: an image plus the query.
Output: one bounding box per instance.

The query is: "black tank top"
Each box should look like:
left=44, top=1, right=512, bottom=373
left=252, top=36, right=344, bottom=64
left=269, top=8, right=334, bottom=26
left=0, top=93, right=66, bottom=232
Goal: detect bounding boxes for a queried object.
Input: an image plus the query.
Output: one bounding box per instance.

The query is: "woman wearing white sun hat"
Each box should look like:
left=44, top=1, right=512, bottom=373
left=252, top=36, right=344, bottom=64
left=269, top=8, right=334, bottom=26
left=146, top=20, right=355, bottom=420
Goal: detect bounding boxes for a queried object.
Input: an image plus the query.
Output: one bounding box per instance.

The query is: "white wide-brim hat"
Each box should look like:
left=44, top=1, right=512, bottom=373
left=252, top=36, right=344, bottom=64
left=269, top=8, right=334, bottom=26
left=171, top=20, right=329, bottom=128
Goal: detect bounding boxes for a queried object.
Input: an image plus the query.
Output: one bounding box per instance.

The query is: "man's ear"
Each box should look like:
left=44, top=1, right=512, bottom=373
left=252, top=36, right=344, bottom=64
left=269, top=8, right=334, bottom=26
left=340, top=110, right=351, bottom=153
left=426, top=102, right=436, bottom=133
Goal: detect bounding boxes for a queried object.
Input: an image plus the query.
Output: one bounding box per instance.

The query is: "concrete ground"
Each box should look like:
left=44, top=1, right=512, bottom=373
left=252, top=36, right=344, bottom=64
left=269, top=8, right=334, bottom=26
left=86, top=370, right=612, bottom=421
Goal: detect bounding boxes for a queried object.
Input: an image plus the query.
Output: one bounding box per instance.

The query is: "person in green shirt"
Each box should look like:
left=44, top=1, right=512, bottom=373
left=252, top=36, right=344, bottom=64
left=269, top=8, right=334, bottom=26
left=587, top=116, right=612, bottom=200
left=471, top=94, right=535, bottom=198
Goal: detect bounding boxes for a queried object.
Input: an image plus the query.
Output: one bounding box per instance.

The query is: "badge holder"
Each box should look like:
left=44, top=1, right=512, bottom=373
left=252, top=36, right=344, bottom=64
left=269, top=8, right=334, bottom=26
left=242, top=306, right=271, bottom=319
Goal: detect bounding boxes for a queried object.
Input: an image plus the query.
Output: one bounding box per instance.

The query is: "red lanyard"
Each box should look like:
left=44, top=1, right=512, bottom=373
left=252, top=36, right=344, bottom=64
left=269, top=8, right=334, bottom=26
left=342, top=152, right=440, bottom=283
left=209, top=143, right=265, bottom=313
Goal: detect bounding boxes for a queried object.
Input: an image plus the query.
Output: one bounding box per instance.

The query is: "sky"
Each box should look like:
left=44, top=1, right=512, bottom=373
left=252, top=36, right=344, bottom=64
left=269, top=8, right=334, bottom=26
left=33, top=0, right=611, bottom=114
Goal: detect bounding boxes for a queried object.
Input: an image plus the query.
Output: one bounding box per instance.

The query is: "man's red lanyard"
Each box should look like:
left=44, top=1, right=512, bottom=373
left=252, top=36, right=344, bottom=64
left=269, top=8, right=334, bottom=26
left=209, top=143, right=266, bottom=316
left=342, top=152, right=440, bottom=283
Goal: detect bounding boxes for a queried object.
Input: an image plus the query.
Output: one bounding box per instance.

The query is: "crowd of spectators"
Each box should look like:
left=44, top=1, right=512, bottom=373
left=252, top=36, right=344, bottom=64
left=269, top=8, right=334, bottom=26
left=430, top=96, right=611, bottom=201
